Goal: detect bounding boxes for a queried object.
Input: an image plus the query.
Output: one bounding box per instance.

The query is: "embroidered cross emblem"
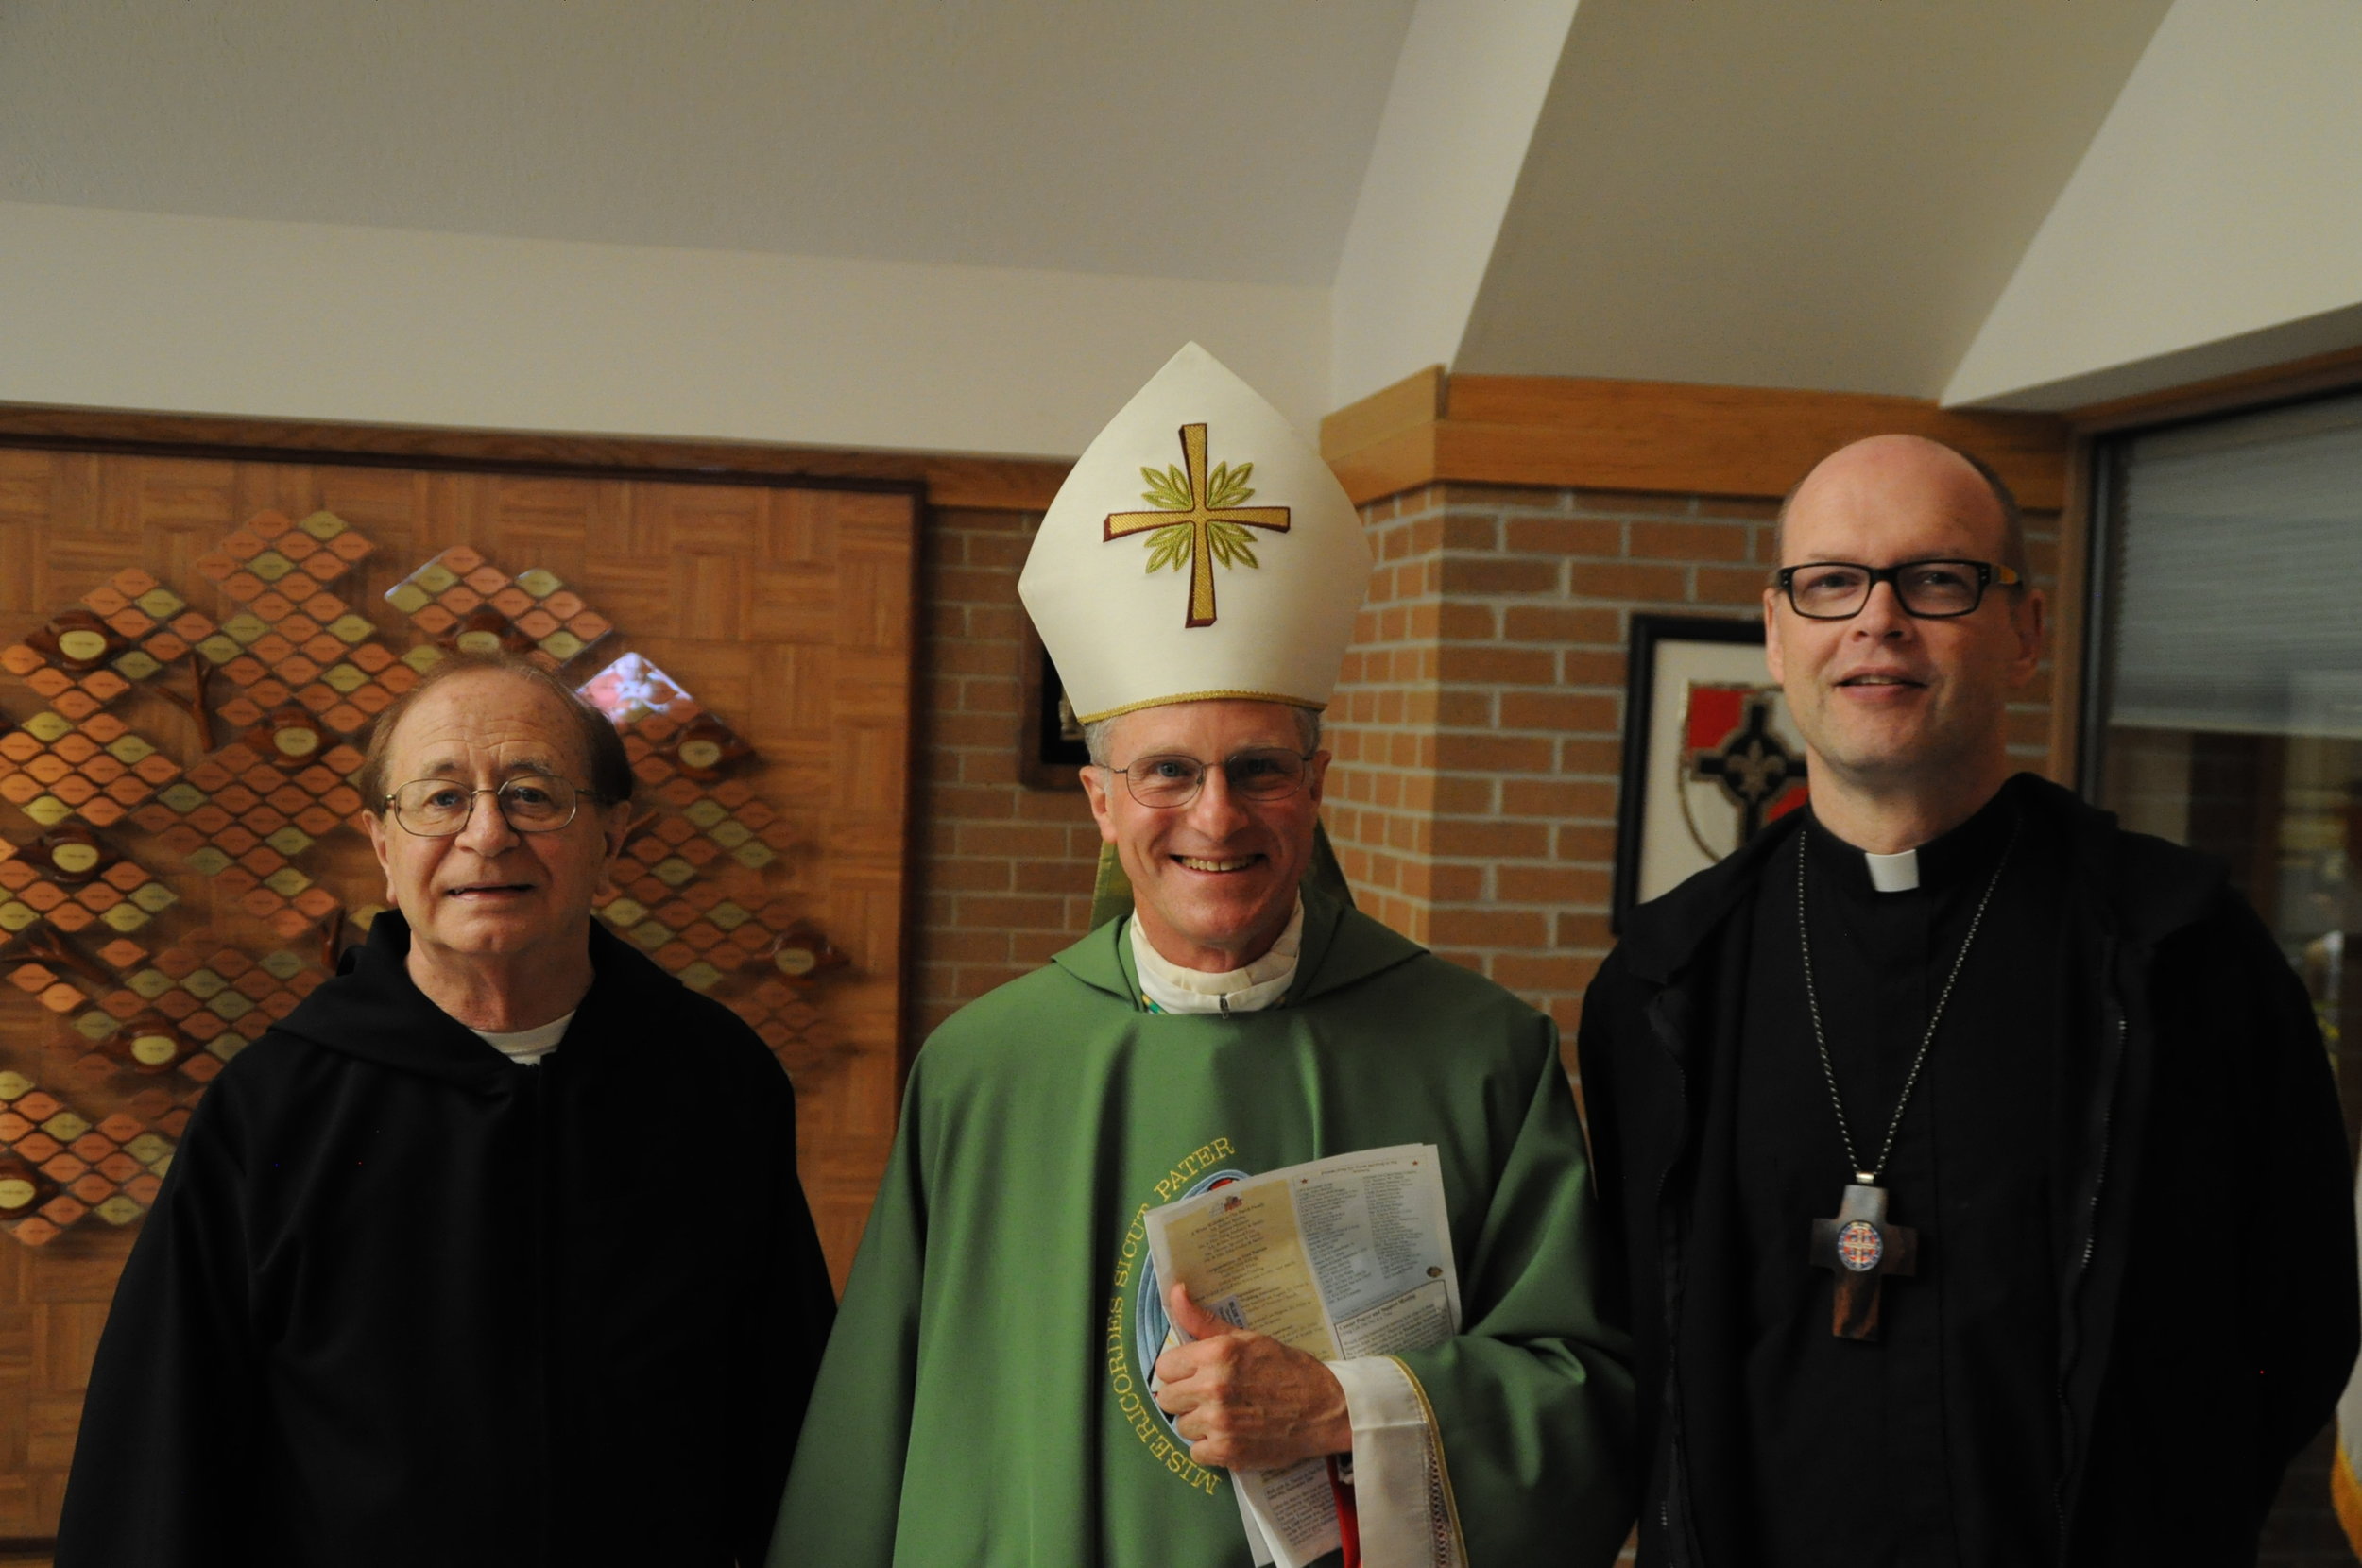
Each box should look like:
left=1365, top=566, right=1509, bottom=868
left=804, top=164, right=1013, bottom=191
left=1104, top=423, right=1291, bottom=628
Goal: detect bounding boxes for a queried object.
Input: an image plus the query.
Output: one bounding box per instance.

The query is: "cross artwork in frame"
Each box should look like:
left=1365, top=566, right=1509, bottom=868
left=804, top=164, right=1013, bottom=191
left=1019, top=620, right=1091, bottom=790
left=1612, top=614, right=1812, bottom=929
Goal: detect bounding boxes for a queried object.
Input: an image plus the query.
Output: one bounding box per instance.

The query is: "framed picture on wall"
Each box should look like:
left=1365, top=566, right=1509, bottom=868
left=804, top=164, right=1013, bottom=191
left=1019, top=622, right=1091, bottom=789
left=1612, top=614, right=1811, bottom=929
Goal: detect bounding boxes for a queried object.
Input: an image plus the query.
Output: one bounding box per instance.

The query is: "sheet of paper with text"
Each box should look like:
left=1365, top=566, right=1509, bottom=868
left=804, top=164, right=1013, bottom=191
left=1144, top=1144, right=1460, bottom=1568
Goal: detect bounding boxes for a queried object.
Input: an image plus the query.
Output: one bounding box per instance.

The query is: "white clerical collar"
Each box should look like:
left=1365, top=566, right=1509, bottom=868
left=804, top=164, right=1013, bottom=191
left=1864, top=847, right=1921, bottom=893
left=471, top=1011, right=574, bottom=1065
left=1129, top=900, right=1304, bottom=1015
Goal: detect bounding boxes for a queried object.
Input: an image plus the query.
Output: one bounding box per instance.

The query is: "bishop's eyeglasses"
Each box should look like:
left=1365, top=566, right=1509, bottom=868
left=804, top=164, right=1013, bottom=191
left=1103, top=748, right=1316, bottom=810
left=1775, top=559, right=2022, bottom=621
left=383, top=775, right=599, bottom=837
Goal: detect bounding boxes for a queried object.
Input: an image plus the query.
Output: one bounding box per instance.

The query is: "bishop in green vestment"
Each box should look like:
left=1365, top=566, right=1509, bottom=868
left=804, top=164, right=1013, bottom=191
left=769, top=344, right=1635, bottom=1567
left=773, top=879, right=1633, bottom=1567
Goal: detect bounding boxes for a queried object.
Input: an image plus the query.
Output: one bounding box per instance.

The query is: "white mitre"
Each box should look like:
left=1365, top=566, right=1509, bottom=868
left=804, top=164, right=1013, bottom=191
left=1019, top=343, right=1371, bottom=724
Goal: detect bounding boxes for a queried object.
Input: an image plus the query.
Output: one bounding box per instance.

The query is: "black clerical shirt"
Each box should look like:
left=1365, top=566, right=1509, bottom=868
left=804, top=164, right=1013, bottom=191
left=1735, top=777, right=2068, bottom=1567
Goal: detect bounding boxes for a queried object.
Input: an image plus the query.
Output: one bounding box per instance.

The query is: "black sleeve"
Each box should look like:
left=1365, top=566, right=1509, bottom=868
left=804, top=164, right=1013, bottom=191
left=54, top=1080, right=258, bottom=1568
left=729, top=1057, right=838, bottom=1568
left=1573, top=946, right=1639, bottom=1260
left=2217, top=893, right=2359, bottom=1501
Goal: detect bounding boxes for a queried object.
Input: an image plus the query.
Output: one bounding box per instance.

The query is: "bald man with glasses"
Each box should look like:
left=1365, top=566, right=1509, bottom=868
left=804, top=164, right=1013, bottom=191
left=1578, top=435, right=2354, bottom=1566
left=60, top=652, right=835, bottom=1568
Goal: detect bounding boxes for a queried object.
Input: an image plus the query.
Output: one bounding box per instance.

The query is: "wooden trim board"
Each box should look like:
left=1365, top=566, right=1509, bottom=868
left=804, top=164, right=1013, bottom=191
left=0, top=401, right=1070, bottom=514
left=1322, top=370, right=2071, bottom=509
left=2045, top=434, right=2097, bottom=789
left=2065, top=341, right=2362, bottom=435
left=1316, top=365, right=1446, bottom=460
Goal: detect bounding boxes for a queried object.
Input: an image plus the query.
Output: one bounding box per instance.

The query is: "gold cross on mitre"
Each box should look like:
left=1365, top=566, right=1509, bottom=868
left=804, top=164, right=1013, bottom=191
left=1103, top=423, right=1291, bottom=628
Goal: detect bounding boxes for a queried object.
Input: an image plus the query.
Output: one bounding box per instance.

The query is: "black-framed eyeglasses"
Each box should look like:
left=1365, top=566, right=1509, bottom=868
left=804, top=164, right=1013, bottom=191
left=1775, top=559, right=2022, bottom=621
left=383, top=775, right=600, bottom=837
left=1103, top=747, right=1316, bottom=810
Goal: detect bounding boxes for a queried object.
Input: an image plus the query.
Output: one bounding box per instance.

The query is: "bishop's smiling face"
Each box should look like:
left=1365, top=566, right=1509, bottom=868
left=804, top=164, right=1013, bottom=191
left=364, top=669, right=629, bottom=980
left=1082, top=699, right=1326, bottom=973
left=1764, top=435, right=2045, bottom=793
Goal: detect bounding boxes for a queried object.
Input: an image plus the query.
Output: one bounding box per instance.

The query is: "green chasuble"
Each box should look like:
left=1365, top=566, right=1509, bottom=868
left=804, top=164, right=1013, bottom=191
left=771, top=886, right=1634, bottom=1567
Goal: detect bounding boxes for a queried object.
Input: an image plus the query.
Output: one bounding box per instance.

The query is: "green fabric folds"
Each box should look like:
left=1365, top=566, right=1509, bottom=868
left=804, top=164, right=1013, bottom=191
left=771, top=885, right=1634, bottom=1567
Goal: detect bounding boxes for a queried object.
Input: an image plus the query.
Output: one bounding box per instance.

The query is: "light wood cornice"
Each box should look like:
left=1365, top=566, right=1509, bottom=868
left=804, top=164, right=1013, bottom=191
left=1321, top=369, right=2071, bottom=510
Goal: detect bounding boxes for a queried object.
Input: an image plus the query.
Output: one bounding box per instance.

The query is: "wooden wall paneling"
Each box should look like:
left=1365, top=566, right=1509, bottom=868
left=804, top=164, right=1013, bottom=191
left=0, top=447, right=916, bottom=1539
left=0, top=1241, right=31, bottom=1536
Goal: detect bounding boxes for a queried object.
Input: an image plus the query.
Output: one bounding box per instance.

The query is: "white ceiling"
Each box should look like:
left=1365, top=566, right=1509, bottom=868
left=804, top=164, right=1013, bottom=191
left=1457, top=0, right=2174, bottom=399
left=0, top=0, right=1416, bottom=287
left=4, top=0, right=2353, bottom=442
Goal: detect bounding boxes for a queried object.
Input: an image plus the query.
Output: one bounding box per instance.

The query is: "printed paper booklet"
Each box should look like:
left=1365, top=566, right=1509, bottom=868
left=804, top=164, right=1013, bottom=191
left=1143, top=1143, right=1460, bottom=1568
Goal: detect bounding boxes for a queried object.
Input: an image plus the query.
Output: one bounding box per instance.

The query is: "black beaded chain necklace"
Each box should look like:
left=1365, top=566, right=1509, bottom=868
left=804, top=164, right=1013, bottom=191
left=1795, top=815, right=2020, bottom=1339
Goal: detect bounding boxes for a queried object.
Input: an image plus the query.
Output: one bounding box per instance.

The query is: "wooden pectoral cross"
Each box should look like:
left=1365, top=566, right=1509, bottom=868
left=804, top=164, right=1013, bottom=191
left=1807, top=1181, right=1918, bottom=1341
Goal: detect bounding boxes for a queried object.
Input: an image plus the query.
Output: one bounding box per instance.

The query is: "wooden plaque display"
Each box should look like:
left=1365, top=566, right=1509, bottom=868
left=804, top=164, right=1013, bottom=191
left=0, top=448, right=916, bottom=1541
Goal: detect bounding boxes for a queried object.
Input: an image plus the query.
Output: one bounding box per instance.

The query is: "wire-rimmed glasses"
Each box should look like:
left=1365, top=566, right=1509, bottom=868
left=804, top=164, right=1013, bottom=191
left=383, top=775, right=596, bottom=837
left=1103, top=748, right=1315, bottom=810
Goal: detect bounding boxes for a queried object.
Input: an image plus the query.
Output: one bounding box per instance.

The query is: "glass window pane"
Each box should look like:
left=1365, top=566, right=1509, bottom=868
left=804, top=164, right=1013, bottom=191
left=2092, top=388, right=2362, bottom=1542
left=2106, top=391, right=2362, bottom=737
left=2094, top=388, right=2362, bottom=1135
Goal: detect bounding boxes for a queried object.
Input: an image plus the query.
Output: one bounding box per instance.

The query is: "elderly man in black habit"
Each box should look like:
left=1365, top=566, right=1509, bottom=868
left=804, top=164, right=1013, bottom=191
left=1579, top=435, right=2356, bottom=1565
left=58, top=652, right=834, bottom=1568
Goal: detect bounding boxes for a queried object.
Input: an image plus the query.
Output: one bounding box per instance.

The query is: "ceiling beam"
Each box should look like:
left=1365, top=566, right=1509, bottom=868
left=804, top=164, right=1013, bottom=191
left=1323, top=368, right=2068, bottom=509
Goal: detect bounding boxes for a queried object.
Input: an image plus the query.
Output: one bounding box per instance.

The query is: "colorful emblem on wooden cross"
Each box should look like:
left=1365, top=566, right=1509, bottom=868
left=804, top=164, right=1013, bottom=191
left=1837, top=1219, right=1883, bottom=1270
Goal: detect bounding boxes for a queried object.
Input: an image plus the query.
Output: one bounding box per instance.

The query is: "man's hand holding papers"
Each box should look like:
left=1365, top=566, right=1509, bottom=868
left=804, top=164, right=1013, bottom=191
left=1154, top=1284, right=1353, bottom=1469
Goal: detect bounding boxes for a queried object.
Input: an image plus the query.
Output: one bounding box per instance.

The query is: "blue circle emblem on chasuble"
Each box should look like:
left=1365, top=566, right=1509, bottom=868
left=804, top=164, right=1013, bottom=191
left=1137, top=1167, right=1248, bottom=1437
left=1838, top=1219, right=1883, bottom=1271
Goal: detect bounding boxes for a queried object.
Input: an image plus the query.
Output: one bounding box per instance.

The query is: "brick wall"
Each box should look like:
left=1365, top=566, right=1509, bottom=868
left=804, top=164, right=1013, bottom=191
left=1324, top=481, right=2060, bottom=1070
left=907, top=485, right=2059, bottom=1075
left=909, top=507, right=1101, bottom=1044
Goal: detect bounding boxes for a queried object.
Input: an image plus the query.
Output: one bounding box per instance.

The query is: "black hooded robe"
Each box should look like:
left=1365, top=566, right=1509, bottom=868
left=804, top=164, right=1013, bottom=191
left=1580, top=775, right=2357, bottom=1565
left=56, top=912, right=836, bottom=1568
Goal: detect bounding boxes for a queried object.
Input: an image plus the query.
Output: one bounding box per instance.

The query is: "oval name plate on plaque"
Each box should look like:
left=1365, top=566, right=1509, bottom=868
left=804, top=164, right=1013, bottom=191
left=29, top=609, right=125, bottom=672
left=38, top=824, right=115, bottom=885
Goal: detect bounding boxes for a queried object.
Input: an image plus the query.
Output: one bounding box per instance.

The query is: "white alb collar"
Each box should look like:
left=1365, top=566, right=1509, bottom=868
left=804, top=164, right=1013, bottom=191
left=471, top=1010, right=575, bottom=1065
left=1129, top=900, right=1305, bottom=1014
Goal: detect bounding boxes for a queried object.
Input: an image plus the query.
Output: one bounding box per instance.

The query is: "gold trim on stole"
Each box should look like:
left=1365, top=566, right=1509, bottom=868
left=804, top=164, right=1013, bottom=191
left=1387, top=1355, right=1469, bottom=1568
